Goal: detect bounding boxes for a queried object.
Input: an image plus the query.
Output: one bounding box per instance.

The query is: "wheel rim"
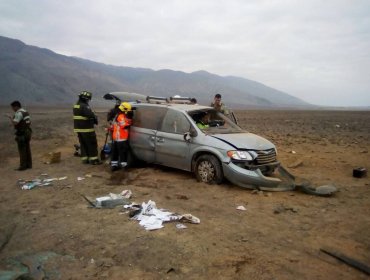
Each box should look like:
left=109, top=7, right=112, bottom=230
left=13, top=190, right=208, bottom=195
left=198, top=160, right=215, bottom=182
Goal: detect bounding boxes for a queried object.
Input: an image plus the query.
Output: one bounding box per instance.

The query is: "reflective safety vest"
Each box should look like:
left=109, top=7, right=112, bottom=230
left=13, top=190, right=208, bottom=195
left=196, top=122, right=209, bottom=129
left=112, top=113, right=131, bottom=141
left=73, top=101, right=96, bottom=133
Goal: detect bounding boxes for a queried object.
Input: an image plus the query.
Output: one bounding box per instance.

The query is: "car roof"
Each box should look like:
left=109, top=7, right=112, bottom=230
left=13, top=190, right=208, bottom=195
left=135, top=102, right=211, bottom=112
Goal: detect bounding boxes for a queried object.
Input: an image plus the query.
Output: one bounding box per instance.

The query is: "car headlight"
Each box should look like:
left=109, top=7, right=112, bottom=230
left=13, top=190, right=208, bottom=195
left=227, top=150, right=254, bottom=161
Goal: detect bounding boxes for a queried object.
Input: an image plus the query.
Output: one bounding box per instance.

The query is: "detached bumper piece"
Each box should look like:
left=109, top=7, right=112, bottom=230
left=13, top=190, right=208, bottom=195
left=223, top=163, right=337, bottom=196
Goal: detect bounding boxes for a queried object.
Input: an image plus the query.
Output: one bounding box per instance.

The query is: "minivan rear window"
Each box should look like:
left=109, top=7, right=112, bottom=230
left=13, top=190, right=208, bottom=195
left=133, top=106, right=167, bottom=130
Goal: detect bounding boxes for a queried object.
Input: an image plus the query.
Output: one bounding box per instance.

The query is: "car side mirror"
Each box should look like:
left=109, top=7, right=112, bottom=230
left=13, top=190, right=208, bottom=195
left=183, top=127, right=197, bottom=142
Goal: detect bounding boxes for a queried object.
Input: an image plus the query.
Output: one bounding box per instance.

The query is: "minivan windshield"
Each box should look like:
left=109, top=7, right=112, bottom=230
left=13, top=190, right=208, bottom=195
left=188, top=109, right=245, bottom=134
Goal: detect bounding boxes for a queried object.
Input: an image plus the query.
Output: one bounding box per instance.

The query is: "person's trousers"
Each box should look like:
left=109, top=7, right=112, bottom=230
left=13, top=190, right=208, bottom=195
left=111, top=140, right=129, bottom=167
left=15, top=130, right=32, bottom=169
left=77, top=132, right=98, bottom=162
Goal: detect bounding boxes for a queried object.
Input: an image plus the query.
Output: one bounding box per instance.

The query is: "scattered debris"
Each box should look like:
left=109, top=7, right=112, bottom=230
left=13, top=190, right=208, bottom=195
left=335, top=124, right=341, bottom=128
left=353, top=167, right=367, bottom=178
left=95, top=194, right=130, bottom=208
left=296, top=183, right=338, bottom=196
left=320, top=248, right=370, bottom=275
left=81, top=190, right=132, bottom=208
left=120, top=190, right=132, bottom=199
left=176, top=223, right=187, bottom=229
left=77, top=177, right=85, bottom=181
left=288, top=159, right=303, bottom=169
left=236, top=205, right=247, bottom=211
left=127, top=200, right=200, bottom=231
left=18, top=175, right=67, bottom=190
left=291, top=150, right=297, bottom=154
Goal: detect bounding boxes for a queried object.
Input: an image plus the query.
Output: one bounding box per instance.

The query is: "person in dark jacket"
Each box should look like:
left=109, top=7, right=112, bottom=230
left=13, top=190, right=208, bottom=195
left=107, top=100, right=121, bottom=123
left=73, top=91, right=101, bottom=165
left=7, top=101, right=32, bottom=171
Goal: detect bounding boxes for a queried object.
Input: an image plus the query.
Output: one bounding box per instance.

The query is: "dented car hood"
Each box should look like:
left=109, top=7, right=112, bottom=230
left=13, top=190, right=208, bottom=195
left=212, top=133, right=275, bottom=150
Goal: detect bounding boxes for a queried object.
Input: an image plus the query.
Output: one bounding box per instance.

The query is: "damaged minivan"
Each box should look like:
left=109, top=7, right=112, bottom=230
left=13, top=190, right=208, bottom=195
left=103, top=92, right=337, bottom=195
left=103, top=93, right=288, bottom=190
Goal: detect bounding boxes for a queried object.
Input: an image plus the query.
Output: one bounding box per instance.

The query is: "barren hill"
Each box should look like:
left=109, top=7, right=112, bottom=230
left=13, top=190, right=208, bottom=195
left=0, top=36, right=311, bottom=107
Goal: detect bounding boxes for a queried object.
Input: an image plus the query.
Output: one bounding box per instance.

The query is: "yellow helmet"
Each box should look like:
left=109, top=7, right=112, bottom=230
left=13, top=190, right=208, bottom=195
left=119, top=102, right=132, bottom=112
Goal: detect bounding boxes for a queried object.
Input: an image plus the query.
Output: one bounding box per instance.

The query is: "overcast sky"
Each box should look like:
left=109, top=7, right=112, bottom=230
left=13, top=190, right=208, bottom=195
left=1, top=0, right=369, bottom=106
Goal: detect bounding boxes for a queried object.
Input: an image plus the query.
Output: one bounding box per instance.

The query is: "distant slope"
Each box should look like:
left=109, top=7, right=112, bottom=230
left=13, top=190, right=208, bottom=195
left=0, top=36, right=311, bottom=107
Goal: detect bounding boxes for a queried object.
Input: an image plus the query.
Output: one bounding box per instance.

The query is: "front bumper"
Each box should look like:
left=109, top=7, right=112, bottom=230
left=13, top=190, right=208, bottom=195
left=222, top=162, right=295, bottom=191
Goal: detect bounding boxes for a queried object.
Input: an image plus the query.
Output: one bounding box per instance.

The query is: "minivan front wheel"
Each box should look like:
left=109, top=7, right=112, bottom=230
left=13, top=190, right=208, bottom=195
left=195, top=155, right=223, bottom=184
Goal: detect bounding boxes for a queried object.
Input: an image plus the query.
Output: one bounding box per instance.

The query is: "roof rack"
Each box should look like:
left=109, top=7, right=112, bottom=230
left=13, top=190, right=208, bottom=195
left=169, top=96, right=192, bottom=104
left=146, top=96, right=169, bottom=104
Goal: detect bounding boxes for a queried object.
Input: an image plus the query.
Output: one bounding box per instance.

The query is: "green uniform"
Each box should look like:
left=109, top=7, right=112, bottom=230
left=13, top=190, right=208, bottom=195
left=210, top=102, right=230, bottom=116
left=13, top=108, right=32, bottom=169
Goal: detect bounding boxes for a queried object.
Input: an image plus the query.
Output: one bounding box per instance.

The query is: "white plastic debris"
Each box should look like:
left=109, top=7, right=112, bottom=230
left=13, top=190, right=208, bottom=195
left=236, top=205, right=247, bottom=211
left=130, top=200, right=200, bottom=231
left=94, top=191, right=132, bottom=208
left=77, top=177, right=85, bottom=181
left=176, top=223, right=187, bottom=229
left=120, top=190, right=132, bottom=199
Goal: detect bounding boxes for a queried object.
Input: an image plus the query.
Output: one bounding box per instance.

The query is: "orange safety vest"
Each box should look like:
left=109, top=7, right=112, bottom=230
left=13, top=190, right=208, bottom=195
left=112, top=113, right=131, bottom=141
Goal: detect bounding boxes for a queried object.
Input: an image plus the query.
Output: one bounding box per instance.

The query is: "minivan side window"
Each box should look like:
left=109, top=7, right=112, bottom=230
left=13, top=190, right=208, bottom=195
left=160, top=109, right=191, bottom=134
left=133, top=106, right=167, bottom=130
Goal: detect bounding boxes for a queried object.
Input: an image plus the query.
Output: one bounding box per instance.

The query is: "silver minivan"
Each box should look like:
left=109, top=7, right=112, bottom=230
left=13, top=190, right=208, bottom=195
left=116, top=98, right=284, bottom=191
left=103, top=93, right=338, bottom=195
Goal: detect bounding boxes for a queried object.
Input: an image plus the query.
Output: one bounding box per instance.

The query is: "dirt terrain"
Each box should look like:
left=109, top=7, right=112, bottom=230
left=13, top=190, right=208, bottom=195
left=0, top=107, right=369, bottom=279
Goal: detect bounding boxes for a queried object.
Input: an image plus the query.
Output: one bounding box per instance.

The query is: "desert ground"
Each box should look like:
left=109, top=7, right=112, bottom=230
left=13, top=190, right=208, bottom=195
left=0, top=107, right=369, bottom=279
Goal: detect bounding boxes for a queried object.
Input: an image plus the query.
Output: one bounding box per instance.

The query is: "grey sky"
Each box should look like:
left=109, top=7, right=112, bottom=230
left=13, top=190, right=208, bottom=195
left=1, top=0, right=369, bottom=106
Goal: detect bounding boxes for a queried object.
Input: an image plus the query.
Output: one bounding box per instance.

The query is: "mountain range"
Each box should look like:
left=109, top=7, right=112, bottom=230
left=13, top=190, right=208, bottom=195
left=0, top=35, right=311, bottom=108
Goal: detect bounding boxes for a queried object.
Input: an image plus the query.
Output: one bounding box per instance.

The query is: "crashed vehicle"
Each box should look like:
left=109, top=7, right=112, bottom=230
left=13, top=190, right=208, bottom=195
left=103, top=92, right=337, bottom=195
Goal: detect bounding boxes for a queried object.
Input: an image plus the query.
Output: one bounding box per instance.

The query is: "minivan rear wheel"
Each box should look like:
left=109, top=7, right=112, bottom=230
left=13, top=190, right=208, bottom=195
left=195, top=155, right=223, bottom=184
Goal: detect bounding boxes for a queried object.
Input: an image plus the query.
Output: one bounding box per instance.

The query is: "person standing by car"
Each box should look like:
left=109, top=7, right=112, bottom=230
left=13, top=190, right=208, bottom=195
left=110, top=102, right=132, bottom=171
left=210, top=93, right=230, bottom=116
left=210, top=93, right=238, bottom=124
left=73, top=91, right=101, bottom=165
left=6, top=101, right=32, bottom=170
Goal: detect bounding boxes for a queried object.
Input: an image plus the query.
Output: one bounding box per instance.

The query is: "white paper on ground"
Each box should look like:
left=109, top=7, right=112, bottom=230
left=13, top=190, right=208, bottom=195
left=131, top=200, right=200, bottom=230
left=236, top=205, right=247, bottom=211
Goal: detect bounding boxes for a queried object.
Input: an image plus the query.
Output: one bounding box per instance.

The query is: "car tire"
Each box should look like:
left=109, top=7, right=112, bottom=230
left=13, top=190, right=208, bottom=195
left=195, top=154, right=223, bottom=184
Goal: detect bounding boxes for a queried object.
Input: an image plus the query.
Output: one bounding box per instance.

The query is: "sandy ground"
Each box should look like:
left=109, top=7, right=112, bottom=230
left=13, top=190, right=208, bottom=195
left=0, top=107, right=369, bottom=279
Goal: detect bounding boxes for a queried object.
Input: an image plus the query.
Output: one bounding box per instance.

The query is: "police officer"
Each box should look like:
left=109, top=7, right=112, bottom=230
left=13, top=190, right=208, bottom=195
left=73, top=91, right=101, bottom=165
left=7, top=101, right=32, bottom=170
left=110, top=102, right=132, bottom=171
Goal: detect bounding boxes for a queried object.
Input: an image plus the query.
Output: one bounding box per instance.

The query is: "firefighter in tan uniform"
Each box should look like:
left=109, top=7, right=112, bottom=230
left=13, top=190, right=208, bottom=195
left=73, top=91, right=101, bottom=165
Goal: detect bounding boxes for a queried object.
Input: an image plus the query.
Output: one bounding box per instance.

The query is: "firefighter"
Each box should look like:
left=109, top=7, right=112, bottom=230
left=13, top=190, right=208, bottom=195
left=73, top=91, right=101, bottom=165
left=110, top=102, right=132, bottom=171
left=7, top=101, right=32, bottom=170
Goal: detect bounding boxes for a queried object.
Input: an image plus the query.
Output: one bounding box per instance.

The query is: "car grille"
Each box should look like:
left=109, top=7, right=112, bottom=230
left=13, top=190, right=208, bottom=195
left=255, top=149, right=277, bottom=164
